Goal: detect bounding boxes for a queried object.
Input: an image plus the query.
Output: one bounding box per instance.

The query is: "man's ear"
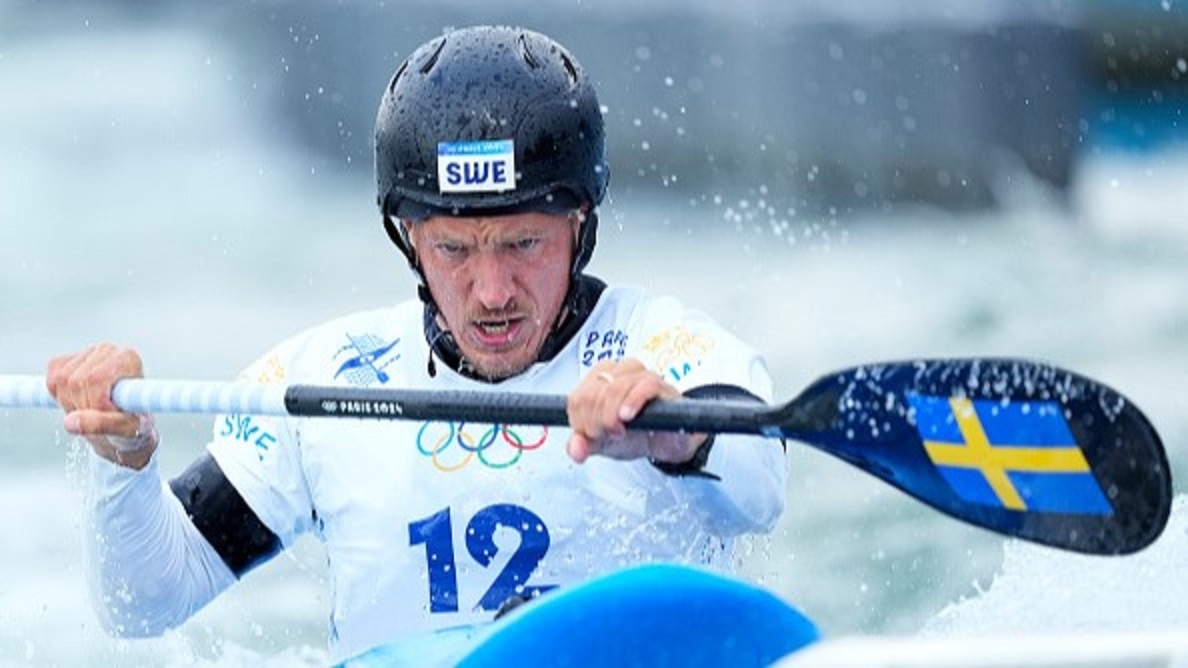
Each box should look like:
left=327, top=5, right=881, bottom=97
left=401, top=219, right=417, bottom=250
left=569, top=208, right=587, bottom=246
left=403, top=219, right=428, bottom=265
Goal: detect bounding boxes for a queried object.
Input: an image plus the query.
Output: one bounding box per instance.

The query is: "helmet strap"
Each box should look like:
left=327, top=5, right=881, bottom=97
left=382, top=214, right=421, bottom=276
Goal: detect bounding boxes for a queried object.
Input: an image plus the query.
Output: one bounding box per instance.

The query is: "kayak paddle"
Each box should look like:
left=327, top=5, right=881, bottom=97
left=0, top=357, right=1170, bottom=555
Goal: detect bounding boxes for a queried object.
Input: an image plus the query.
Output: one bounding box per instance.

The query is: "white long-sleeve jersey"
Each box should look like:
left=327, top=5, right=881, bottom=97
left=85, top=286, right=789, bottom=662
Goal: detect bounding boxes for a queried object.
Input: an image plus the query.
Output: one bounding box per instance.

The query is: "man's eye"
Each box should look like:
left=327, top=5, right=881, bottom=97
left=438, top=242, right=467, bottom=255
left=513, top=238, right=540, bottom=251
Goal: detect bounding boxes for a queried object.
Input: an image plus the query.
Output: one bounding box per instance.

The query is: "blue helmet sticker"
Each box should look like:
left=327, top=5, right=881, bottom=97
left=437, top=139, right=517, bottom=193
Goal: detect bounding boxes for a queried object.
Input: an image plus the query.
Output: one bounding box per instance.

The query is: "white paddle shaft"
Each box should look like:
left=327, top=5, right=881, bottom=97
left=0, top=375, right=288, bottom=416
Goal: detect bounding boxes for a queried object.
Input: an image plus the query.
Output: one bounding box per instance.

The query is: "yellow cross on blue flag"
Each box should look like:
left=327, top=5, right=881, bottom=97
left=907, top=393, right=1113, bottom=515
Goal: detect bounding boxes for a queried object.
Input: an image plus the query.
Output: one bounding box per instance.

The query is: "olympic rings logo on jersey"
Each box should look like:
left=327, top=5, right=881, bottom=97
left=415, top=421, right=549, bottom=472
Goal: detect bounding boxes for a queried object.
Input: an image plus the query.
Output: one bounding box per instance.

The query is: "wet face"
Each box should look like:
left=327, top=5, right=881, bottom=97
left=408, top=211, right=578, bottom=381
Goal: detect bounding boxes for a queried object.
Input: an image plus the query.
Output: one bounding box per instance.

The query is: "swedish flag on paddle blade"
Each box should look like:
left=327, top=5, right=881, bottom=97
left=907, top=393, right=1113, bottom=515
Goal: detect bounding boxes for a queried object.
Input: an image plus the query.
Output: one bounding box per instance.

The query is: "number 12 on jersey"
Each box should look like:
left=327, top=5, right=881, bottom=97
left=408, top=504, right=557, bottom=613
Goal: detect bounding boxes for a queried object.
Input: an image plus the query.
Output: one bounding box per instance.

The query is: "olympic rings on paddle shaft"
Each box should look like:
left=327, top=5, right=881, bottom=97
left=415, top=421, right=549, bottom=472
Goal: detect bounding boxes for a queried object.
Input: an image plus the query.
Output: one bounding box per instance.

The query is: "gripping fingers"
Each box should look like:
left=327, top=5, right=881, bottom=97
left=566, top=432, right=592, bottom=464
left=567, top=360, right=683, bottom=464
left=65, top=409, right=158, bottom=469
left=618, top=372, right=669, bottom=423
left=48, top=343, right=142, bottom=413
left=64, top=409, right=141, bottom=442
left=596, top=376, right=634, bottom=438
left=48, top=344, right=157, bottom=469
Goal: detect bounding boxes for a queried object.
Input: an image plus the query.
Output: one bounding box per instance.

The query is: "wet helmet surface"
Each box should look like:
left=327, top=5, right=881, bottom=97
left=375, top=26, right=608, bottom=223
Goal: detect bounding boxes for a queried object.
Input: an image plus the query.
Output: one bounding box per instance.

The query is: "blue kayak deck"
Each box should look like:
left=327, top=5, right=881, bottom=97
left=342, top=563, right=819, bottom=667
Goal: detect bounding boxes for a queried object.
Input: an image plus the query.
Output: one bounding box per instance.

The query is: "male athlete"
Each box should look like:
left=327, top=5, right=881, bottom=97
left=47, top=26, right=787, bottom=662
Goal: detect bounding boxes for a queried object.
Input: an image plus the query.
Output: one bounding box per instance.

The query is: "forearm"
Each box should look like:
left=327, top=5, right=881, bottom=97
left=85, top=448, right=237, bottom=637
left=655, top=383, right=788, bottom=535
left=662, top=433, right=788, bottom=535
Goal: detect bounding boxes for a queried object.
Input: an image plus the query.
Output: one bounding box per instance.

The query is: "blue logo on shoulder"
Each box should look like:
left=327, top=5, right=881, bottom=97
left=220, top=414, right=276, bottom=462
left=334, top=333, right=401, bottom=386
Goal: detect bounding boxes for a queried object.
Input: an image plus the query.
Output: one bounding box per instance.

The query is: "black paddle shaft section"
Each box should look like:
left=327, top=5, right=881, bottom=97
left=783, top=358, right=1172, bottom=555
left=283, top=384, right=790, bottom=434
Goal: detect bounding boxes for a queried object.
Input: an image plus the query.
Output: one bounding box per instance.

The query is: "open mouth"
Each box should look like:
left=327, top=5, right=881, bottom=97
left=477, top=319, right=513, bottom=334
left=470, top=316, right=525, bottom=347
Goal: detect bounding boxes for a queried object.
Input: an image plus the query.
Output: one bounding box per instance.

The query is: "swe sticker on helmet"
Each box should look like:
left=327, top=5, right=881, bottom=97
left=437, top=139, right=516, bottom=193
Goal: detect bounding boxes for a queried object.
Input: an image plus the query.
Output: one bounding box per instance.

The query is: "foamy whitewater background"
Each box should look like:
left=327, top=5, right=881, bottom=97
left=2, top=8, right=1188, bottom=668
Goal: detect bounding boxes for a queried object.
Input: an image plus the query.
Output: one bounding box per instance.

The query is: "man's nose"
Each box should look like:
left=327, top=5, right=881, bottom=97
left=472, top=252, right=515, bottom=310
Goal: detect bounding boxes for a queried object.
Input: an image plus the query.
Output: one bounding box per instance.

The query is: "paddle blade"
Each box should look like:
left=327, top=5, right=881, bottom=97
left=780, top=359, right=1171, bottom=555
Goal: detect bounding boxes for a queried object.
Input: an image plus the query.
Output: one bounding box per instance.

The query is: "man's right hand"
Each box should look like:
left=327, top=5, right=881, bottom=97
left=46, top=343, right=158, bottom=470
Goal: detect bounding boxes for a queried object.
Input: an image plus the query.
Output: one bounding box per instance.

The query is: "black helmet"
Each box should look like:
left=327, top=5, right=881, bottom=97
left=375, top=25, right=609, bottom=272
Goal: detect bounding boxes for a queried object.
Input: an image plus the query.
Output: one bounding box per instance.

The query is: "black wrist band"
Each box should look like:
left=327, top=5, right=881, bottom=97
left=650, top=434, right=720, bottom=481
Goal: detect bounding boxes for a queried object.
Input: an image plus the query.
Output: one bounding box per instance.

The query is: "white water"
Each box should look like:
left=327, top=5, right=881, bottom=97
left=926, top=496, right=1188, bottom=636
left=2, top=21, right=1187, bottom=668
